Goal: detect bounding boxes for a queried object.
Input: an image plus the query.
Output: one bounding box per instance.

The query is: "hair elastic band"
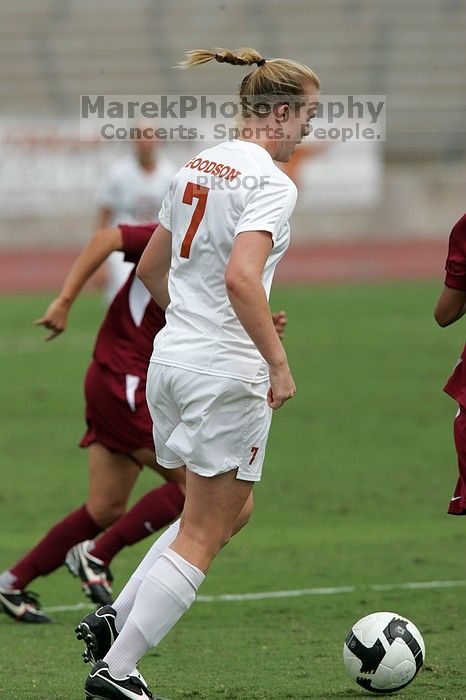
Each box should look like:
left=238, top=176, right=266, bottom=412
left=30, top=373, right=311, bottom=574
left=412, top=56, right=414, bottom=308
left=257, top=58, right=266, bottom=66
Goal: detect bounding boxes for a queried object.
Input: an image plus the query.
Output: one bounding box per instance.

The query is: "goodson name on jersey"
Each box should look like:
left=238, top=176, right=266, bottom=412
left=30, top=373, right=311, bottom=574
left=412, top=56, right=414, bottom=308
left=184, top=157, right=241, bottom=181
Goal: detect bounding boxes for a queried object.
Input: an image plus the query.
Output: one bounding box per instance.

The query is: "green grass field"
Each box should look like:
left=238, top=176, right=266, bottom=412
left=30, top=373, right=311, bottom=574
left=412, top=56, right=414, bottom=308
left=1, top=283, right=465, bottom=700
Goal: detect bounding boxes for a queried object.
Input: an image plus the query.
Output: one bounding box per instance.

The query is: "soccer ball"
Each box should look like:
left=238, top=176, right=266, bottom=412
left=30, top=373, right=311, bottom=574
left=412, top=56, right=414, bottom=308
left=343, top=612, right=425, bottom=694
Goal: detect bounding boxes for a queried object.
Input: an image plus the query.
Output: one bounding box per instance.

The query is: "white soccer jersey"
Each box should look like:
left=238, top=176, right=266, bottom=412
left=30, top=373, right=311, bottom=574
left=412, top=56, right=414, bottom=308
left=98, top=153, right=175, bottom=226
left=152, top=140, right=297, bottom=383
left=98, top=153, right=175, bottom=302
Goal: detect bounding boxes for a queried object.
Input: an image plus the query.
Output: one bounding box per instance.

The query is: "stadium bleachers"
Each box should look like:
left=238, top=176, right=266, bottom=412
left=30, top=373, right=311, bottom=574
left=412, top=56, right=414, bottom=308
left=1, top=0, right=466, bottom=158
left=0, top=0, right=465, bottom=247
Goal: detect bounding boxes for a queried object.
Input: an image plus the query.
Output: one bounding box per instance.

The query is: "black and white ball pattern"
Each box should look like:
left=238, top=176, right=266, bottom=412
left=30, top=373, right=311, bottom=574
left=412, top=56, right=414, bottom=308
left=343, top=612, right=425, bottom=693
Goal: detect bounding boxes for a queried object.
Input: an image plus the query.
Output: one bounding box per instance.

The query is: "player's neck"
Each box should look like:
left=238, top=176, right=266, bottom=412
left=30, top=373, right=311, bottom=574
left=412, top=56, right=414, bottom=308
left=237, top=135, right=275, bottom=159
left=237, top=122, right=279, bottom=161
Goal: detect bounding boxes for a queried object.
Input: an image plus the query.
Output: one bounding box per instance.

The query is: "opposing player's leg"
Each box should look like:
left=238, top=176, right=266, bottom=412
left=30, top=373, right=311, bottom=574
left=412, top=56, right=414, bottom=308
left=0, top=504, right=102, bottom=623
left=68, top=480, right=184, bottom=606
left=85, top=453, right=184, bottom=566
left=447, top=406, right=466, bottom=515
left=67, top=445, right=185, bottom=605
left=0, top=500, right=100, bottom=623
left=86, top=443, right=142, bottom=529
left=65, top=443, right=143, bottom=605
left=0, top=443, right=140, bottom=621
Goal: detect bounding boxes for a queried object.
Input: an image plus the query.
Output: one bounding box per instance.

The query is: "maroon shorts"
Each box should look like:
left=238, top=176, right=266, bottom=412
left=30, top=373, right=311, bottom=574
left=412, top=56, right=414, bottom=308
left=80, top=360, right=154, bottom=454
left=448, top=405, right=466, bottom=515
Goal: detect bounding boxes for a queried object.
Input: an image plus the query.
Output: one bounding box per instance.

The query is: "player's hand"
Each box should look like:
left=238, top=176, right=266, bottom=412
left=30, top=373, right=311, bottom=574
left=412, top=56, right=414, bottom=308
left=267, top=362, right=296, bottom=410
left=272, top=310, right=288, bottom=340
left=34, top=297, right=70, bottom=341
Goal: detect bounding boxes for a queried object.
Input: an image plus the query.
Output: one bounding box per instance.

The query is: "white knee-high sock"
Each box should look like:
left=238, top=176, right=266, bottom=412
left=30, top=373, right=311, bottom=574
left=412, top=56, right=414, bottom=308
left=111, top=578, right=141, bottom=633
left=132, top=520, right=181, bottom=581
left=112, top=519, right=180, bottom=632
left=105, top=548, right=204, bottom=678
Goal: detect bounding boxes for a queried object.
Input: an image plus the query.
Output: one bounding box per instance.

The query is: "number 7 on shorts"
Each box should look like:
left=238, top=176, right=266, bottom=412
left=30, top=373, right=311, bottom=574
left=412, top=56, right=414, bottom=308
left=180, top=182, right=210, bottom=258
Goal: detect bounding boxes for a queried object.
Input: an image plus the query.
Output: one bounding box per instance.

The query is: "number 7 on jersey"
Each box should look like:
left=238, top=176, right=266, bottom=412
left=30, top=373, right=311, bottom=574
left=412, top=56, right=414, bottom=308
left=180, top=182, right=210, bottom=258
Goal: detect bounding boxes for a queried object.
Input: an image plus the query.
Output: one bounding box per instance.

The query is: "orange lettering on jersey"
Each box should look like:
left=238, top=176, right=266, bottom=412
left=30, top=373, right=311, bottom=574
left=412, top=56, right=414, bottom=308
left=185, top=158, right=242, bottom=181
left=180, top=182, right=210, bottom=258
left=204, top=161, right=217, bottom=174
left=226, top=168, right=241, bottom=181
left=249, top=446, right=259, bottom=465
left=187, top=157, right=202, bottom=169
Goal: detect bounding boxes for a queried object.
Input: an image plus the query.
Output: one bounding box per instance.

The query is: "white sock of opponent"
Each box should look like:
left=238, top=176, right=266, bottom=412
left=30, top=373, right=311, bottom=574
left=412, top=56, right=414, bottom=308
left=112, top=519, right=181, bottom=632
left=0, top=570, right=16, bottom=590
left=105, top=548, right=204, bottom=678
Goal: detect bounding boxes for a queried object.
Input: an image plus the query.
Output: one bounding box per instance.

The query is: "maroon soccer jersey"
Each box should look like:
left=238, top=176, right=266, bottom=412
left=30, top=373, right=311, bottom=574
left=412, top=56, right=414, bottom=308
left=93, top=223, right=165, bottom=377
left=443, top=214, right=466, bottom=408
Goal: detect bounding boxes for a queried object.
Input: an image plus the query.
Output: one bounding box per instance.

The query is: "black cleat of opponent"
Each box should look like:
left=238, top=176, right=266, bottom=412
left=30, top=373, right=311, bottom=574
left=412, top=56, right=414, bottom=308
left=84, top=660, right=162, bottom=700
left=76, top=605, right=119, bottom=664
left=66, top=540, right=114, bottom=606
left=0, top=586, right=53, bottom=623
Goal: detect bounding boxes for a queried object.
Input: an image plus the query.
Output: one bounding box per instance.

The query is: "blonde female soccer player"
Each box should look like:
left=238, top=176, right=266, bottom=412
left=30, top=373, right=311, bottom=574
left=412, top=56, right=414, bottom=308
left=82, top=47, right=320, bottom=700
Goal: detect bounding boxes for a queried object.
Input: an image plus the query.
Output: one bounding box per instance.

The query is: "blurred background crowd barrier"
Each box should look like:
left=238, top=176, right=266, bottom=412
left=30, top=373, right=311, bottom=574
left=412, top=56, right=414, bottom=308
left=0, top=0, right=465, bottom=250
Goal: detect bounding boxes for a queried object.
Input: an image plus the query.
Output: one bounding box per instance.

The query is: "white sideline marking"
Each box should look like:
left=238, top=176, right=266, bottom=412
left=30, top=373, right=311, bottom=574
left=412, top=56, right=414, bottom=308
left=44, top=579, right=466, bottom=613
left=46, top=602, right=93, bottom=613
left=198, top=586, right=356, bottom=602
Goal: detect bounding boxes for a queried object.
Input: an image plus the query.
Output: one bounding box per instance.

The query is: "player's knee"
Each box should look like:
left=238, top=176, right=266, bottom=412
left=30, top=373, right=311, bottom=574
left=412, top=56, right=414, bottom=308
left=183, top=524, right=231, bottom=557
left=87, top=500, right=126, bottom=529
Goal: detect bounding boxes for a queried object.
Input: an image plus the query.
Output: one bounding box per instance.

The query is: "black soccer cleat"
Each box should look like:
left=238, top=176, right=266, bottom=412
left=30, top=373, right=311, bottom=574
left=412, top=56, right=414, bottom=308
left=84, top=660, right=163, bottom=700
left=0, top=586, right=53, bottom=624
left=76, top=605, right=119, bottom=664
left=66, top=540, right=114, bottom=606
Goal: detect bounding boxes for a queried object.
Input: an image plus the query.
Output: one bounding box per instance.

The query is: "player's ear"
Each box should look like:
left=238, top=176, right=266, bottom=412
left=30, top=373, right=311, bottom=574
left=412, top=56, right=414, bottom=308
left=273, top=102, right=289, bottom=123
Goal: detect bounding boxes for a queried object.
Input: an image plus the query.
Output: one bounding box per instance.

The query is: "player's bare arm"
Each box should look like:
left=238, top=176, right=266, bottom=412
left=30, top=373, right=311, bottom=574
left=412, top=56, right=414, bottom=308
left=35, top=226, right=123, bottom=341
left=225, top=230, right=296, bottom=410
left=136, top=224, right=172, bottom=310
left=434, top=286, right=466, bottom=327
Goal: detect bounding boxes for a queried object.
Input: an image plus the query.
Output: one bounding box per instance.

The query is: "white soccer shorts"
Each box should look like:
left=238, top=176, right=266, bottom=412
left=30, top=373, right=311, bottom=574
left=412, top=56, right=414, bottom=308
left=146, top=362, right=272, bottom=481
